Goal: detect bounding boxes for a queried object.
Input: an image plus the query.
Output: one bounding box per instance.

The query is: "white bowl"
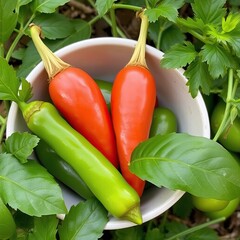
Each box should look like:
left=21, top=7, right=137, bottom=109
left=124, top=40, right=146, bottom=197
left=6, top=37, right=210, bottom=230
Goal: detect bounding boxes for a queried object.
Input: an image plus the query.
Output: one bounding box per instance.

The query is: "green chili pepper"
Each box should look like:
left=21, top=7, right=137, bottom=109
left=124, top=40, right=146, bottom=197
left=149, top=107, right=177, bottom=137
left=95, top=79, right=112, bottom=110
left=35, top=140, right=94, bottom=199
left=18, top=100, right=142, bottom=224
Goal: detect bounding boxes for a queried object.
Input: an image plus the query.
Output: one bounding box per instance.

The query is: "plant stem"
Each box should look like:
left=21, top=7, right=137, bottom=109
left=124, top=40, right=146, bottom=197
left=29, top=24, right=70, bottom=79
left=165, top=217, right=225, bottom=240
left=213, top=69, right=234, bottom=142
left=5, top=14, right=35, bottom=62
left=112, top=3, right=142, bottom=12
left=86, top=0, right=127, bottom=38
left=109, top=8, right=118, bottom=37
left=127, top=10, right=149, bottom=68
left=0, top=115, right=6, bottom=143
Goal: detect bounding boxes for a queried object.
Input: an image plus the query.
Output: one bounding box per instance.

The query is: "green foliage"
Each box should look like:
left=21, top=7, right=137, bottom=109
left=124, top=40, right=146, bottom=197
left=130, top=133, right=240, bottom=200
left=3, top=132, right=39, bottom=163
left=0, top=0, right=240, bottom=238
left=58, top=198, right=108, bottom=240
left=28, top=215, right=59, bottom=240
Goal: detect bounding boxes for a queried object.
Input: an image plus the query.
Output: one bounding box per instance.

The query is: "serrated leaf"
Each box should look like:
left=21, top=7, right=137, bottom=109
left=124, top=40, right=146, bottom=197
left=0, top=57, right=20, bottom=102
left=4, top=132, right=39, bottom=163
left=185, top=57, right=212, bottom=97
left=33, top=13, right=75, bottom=40
left=148, top=20, right=185, bottom=51
left=0, top=154, right=67, bottom=216
left=18, top=78, right=33, bottom=102
left=130, top=133, right=240, bottom=200
left=31, top=0, right=69, bottom=14
left=191, top=0, right=226, bottom=25
left=222, top=12, right=240, bottom=33
left=95, top=0, right=116, bottom=16
left=227, top=27, right=240, bottom=58
left=177, top=17, right=208, bottom=33
left=58, top=198, right=108, bottom=240
left=200, top=43, right=236, bottom=79
left=160, top=42, right=197, bottom=69
left=145, top=0, right=184, bottom=23
left=0, top=0, right=18, bottom=43
left=28, top=215, right=58, bottom=240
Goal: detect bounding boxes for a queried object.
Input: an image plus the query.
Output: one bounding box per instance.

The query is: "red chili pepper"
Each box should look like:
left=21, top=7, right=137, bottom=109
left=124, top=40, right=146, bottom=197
left=111, top=11, right=156, bottom=196
left=30, top=24, right=119, bottom=168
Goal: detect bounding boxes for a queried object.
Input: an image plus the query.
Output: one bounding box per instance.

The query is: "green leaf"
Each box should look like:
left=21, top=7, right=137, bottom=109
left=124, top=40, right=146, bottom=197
left=16, top=0, right=33, bottom=14
left=148, top=19, right=185, bottom=51
left=3, top=132, right=39, bottom=164
left=0, top=0, right=18, bottom=43
left=222, top=12, right=240, bottom=33
left=145, top=228, right=164, bottom=240
left=31, top=0, right=69, bottom=13
left=33, top=13, right=75, bottom=40
left=160, top=42, right=197, bottom=69
left=114, top=225, right=144, bottom=240
left=95, top=0, right=116, bottom=16
left=191, top=0, right=226, bottom=25
left=165, top=221, right=188, bottom=238
left=227, top=27, right=240, bottom=58
left=0, top=57, right=20, bottom=102
left=58, top=198, right=108, bottom=240
left=28, top=215, right=58, bottom=240
left=185, top=57, right=212, bottom=97
left=17, top=19, right=91, bottom=78
left=0, top=154, right=67, bottom=216
left=200, top=43, right=236, bottom=79
left=177, top=17, right=208, bottom=34
left=145, top=0, right=184, bottom=23
left=18, top=78, right=33, bottom=102
left=130, top=133, right=240, bottom=200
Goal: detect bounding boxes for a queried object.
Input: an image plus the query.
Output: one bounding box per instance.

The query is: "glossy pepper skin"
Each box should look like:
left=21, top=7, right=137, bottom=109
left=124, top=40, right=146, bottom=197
left=35, top=140, right=94, bottom=199
left=111, top=11, right=156, bottom=197
left=49, top=68, right=118, bottom=168
left=30, top=25, right=118, bottom=169
left=19, top=101, right=142, bottom=224
left=111, top=65, right=156, bottom=196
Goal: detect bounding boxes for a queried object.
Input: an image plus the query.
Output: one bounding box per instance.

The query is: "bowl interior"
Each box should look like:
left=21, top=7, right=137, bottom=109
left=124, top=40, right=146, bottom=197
left=6, top=37, right=210, bottom=230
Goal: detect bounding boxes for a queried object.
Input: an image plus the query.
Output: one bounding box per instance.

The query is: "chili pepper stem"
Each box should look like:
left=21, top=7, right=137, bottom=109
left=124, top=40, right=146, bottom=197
left=29, top=24, right=70, bottom=80
left=127, top=10, right=149, bottom=68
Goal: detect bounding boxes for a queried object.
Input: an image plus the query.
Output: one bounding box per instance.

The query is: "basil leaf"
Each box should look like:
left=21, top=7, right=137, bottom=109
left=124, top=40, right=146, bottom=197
left=130, top=133, right=240, bottom=200
left=95, top=0, right=115, bottom=16
left=58, top=198, right=108, bottom=240
left=0, top=153, right=67, bottom=216
left=0, top=57, right=21, bottom=102
left=28, top=215, right=58, bottom=240
left=3, top=132, right=39, bottom=163
left=31, top=0, right=69, bottom=14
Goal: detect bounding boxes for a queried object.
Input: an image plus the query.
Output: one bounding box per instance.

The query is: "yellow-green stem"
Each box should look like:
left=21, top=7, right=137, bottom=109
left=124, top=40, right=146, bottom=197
left=213, top=69, right=234, bottom=142
left=127, top=10, right=149, bottom=68
left=29, top=24, right=70, bottom=80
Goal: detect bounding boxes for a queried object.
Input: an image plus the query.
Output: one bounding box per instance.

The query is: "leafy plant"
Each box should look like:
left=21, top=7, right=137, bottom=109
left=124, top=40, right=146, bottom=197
left=0, top=0, right=240, bottom=239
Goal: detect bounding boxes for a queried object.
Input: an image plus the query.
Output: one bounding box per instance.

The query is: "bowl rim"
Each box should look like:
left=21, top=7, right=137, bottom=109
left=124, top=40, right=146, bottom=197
left=6, top=37, right=210, bottom=230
